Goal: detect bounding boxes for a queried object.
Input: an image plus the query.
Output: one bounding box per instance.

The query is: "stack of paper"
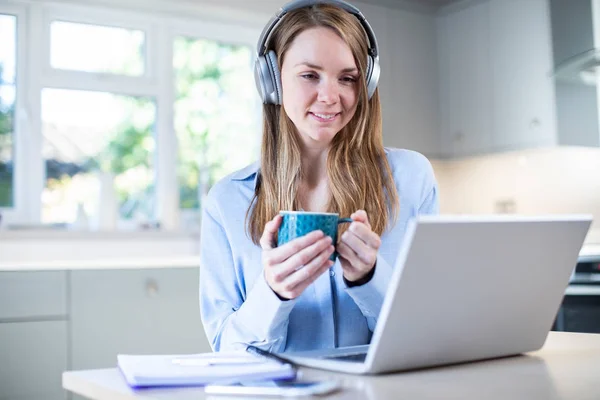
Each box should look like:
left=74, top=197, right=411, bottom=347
left=117, top=351, right=296, bottom=388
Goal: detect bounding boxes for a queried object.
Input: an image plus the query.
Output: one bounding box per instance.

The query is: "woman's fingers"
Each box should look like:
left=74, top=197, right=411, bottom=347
left=337, top=240, right=366, bottom=270
left=274, top=236, right=333, bottom=278
left=351, top=209, right=371, bottom=230
left=265, top=230, right=326, bottom=265
left=278, top=244, right=335, bottom=288
left=261, top=214, right=336, bottom=299
left=277, top=256, right=334, bottom=299
left=346, top=222, right=381, bottom=249
left=259, top=214, right=282, bottom=250
left=341, top=228, right=379, bottom=265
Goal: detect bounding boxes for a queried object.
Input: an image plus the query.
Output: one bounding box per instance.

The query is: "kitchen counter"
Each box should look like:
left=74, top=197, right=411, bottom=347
left=0, top=229, right=599, bottom=272
left=580, top=244, right=600, bottom=257
left=0, top=230, right=200, bottom=271
left=0, top=256, right=200, bottom=270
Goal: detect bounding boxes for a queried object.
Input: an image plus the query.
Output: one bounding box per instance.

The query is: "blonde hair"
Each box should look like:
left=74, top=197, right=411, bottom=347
left=247, top=3, right=399, bottom=244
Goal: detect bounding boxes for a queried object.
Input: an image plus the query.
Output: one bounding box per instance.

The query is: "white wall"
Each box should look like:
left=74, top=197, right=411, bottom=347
left=431, top=146, right=600, bottom=243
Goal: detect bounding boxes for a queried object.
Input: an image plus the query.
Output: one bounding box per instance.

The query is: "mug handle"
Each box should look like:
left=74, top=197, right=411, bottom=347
left=338, top=218, right=353, bottom=224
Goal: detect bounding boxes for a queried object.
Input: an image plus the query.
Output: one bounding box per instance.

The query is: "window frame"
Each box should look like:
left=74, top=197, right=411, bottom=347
left=0, top=3, right=27, bottom=225
left=2, top=0, right=262, bottom=230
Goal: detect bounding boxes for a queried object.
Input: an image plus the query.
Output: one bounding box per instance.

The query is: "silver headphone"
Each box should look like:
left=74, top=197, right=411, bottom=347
left=254, top=0, right=381, bottom=105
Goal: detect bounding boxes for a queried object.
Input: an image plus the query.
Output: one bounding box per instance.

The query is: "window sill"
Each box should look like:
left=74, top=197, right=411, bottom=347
left=0, top=230, right=200, bottom=271
left=0, top=228, right=199, bottom=241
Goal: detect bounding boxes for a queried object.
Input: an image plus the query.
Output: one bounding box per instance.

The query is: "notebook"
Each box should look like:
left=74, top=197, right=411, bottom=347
left=117, top=351, right=296, bottom=388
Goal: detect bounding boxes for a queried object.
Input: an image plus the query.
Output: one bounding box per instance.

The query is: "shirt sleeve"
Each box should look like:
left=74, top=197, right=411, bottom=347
left=343, top=155, right=441, bottom=331
left=419, top=184, right=440, bottom=215
left=344, top=253, right=394, bottom=331
left=199, top=192, right=296, bottom=353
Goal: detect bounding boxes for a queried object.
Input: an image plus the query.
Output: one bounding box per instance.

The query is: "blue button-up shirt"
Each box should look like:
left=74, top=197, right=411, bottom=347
left=199, top=148, right=439, bottom=353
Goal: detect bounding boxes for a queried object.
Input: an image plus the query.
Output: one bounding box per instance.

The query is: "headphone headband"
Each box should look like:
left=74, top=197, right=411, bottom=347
left=256, top=0, right=379, bottom=59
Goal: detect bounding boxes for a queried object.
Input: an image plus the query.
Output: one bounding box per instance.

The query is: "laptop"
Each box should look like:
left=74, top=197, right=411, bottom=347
left=284, top=214, right=592, bottom=374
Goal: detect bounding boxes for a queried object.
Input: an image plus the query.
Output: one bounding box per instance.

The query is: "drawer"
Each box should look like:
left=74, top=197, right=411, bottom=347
left=0, top=271, right=67, bottom=320
left=70, top=268, right=210, bottom=370
left=0, top=321, right=68, bottom=400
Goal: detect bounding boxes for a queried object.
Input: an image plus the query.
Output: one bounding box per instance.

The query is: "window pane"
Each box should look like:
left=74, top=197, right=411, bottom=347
left=174, top=37, right=259, bottom=209
left=0, top=15, right=16, bottom=83
left=41, top=89, right=155, bottom=225
left=50, top=21, right=144, bottom=76
left=0, top=14, right=16, bottom=208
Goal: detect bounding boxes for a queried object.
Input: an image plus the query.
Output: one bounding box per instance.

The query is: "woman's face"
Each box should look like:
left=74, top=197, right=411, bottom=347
left=280, top=26, right=359, bottom=149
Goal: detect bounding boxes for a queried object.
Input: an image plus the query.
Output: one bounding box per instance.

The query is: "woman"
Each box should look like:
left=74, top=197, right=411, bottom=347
left=199, top=0, right=439, bottom=353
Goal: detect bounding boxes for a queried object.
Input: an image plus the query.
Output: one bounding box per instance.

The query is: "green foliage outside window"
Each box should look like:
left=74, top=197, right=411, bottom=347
left=0, top=63, right=14, bottom=207
left=174, top=37, right=257, bottom=210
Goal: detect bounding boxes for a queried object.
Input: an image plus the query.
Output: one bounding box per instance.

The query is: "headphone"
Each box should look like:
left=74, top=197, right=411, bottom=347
left=254, top=0, right=381, bottom=105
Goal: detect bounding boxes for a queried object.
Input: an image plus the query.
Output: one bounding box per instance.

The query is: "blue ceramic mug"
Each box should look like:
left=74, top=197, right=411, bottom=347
left=277, top=211, right=353, bottom=261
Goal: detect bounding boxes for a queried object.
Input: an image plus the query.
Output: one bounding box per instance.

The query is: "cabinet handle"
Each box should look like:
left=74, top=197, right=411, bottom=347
left=529, top=118, right=540, bottom=129
left=145, top=279, right=159, bottom=297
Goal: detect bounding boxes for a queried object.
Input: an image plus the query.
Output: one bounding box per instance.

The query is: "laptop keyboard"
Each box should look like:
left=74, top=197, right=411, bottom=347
left=322, top=353, right=367, bottom=362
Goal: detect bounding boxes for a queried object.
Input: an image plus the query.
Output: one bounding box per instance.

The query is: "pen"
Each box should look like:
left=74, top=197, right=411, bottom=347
left=172, top=356, right=265, bottom=366
left=245, top=345, right=297, bottom=371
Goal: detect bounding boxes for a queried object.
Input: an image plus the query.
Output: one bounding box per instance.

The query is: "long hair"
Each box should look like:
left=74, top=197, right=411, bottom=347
left=247, top=3, right=399, bottom=244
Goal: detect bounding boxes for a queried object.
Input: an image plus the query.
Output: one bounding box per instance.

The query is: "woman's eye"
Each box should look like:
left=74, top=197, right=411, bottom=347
left=341, top=76, right=357, bottom=83
left=301, top=73, right=318, bottom=80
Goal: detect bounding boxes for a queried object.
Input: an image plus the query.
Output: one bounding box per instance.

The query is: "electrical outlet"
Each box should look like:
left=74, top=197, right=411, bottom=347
left=494, top=199, right=517, bottom=214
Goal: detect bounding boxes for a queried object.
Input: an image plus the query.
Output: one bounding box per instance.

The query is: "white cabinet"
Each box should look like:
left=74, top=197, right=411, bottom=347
left=489, top=0, right=556, bottom=151
left=361, top=3, right=440, bottom=157
left=0, top=268, right=209, bottom=400
left=0, top=321, right=68, bottom=400
left=70, top=268, right=211, bottom=370
left=384, top=8, right=441, bottom=156
left=438, top=1, right=493, bottom=157
left=0, top=272, right=69, bottom=400
left=438, top=0, right=558, bottom=158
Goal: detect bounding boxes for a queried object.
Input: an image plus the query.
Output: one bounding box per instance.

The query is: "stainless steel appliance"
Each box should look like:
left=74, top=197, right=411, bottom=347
left=554, top=255, right=600, bottom=333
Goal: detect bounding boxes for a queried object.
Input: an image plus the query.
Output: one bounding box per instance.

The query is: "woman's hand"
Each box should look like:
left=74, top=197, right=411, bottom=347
left=260, top=214, right=335, bottom=300
left=338, top=210, right=381, bottom=283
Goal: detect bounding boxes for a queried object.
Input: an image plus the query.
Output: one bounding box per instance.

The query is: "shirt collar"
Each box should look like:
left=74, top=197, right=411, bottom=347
left=230, top=161, right=260, bottom=182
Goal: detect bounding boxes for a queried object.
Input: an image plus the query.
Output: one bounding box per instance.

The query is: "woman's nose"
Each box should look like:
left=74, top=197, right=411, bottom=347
left=317, top=79, right=340, bottom=104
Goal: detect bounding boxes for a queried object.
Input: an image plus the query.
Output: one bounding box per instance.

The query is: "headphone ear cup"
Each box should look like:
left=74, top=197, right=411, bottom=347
left=365, top=56, right=373, bottom=96
left=266, top=50, right=283, bottom=105
left=254, top=56, right=270, bottom=104
left=365, top=56, right=380, bottom=99
left=254, top=50, right=282, bottom=105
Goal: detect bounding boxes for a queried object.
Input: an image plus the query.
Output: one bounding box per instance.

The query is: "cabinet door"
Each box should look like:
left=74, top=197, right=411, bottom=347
left=70, top=268, right=210, bottom=370
left=489, top=0, right=557, bottom=150
left=438, top=1, right=494, bottom=157
left=0, top=321, right=68, bottom=400
left=386, top=8, right=440, bottom=156
left=0, top=271, right=67, bottom=320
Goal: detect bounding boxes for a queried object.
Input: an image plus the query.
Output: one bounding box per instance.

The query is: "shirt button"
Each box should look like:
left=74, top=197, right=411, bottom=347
left=330, top=269, right=335, bottom=277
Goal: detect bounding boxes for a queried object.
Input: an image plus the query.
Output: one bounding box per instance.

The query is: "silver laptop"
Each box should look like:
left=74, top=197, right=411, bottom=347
left=284, top=214, right=592, bottom=374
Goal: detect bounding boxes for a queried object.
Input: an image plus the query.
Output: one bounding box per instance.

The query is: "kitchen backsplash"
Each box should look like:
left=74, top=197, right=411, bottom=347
left=429, top=146, right=600, bottom=243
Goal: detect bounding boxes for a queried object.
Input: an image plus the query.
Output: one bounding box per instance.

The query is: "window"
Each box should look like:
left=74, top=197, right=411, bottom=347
left=173, top=36, right=258, bottom=210
left=41, top=89, right=155, bottom=224
left=2, top=3, right=261, bottom=230
left=50, top=21, right=145, bottom=76
left=0, top=14, right=16, bottom=208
